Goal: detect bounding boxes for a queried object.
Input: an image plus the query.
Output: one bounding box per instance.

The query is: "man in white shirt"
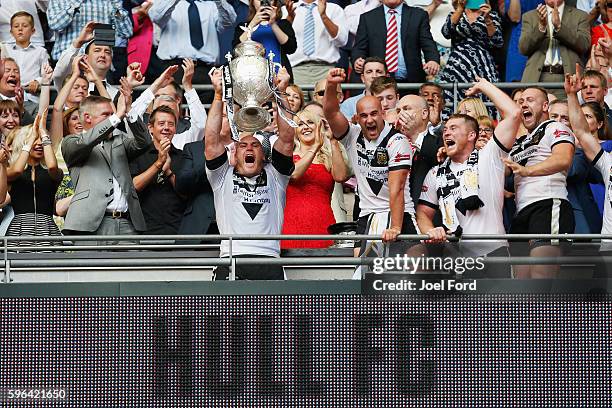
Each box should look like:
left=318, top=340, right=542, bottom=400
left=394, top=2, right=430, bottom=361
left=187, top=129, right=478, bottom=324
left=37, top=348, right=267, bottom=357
left=53, top=22, right=118, bottom=99
left=149, top=0, right=236, bottom=102
left=518, top=0, right=590, bottom=96
left=205, top=67, right=295, bottom=280
left=505, top=86, right=576, bottom=278
left=128, top=61, right=205, bottom=150
left=287, top=0, right=348, bottom=87
left=416, top=78, right=522, bottom=277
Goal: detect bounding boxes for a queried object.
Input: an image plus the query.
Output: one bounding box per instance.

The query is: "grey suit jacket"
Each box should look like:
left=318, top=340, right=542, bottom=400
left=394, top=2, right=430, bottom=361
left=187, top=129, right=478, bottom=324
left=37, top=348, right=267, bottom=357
left=61, top=117, right=152, bottom=232
left=518, top=6, right=590, bottom=82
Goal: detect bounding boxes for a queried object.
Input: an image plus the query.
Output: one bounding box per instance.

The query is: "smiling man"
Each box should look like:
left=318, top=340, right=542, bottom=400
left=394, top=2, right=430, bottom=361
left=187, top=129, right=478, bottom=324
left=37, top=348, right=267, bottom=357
left=205, top=67, right=295, bottom=281
left=505, top=86, right=576, bottom=278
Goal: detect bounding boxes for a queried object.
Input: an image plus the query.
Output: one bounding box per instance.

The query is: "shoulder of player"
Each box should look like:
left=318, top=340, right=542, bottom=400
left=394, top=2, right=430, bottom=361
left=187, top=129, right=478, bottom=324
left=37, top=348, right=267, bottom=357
left=545, top=121, right=575, bottom=140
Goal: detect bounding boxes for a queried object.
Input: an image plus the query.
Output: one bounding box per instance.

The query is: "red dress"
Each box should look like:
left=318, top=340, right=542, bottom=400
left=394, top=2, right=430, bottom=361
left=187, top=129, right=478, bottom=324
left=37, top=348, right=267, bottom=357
left=281, top=155, right=336, bottom=248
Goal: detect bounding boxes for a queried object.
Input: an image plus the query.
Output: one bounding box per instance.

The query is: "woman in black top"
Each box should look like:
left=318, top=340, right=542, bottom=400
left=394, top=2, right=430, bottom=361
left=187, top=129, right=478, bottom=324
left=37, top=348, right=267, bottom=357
left=5, top=112, right=63, bottom=248
left=232, top=0, right=297, bottom=81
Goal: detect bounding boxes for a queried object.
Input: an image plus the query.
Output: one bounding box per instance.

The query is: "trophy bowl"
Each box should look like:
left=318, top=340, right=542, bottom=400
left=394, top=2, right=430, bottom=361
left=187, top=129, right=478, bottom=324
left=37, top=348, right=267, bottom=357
left=230, top=40, right=273, bottom=132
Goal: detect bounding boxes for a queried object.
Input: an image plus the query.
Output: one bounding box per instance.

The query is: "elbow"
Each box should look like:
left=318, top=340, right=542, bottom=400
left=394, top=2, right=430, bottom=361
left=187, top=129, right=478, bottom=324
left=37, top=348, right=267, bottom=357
left=506, top=105, right=522, bottom=121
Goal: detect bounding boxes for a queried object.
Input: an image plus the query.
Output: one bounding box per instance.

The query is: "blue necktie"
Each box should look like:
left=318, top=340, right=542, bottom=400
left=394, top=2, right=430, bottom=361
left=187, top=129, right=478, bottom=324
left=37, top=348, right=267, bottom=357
left=303, top=3, right=316, bottom=56
left=188, top=0, right=204, bottom=50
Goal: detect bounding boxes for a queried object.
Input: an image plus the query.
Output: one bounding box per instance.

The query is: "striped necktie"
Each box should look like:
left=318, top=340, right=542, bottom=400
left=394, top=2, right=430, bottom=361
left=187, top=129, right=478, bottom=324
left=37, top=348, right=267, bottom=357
left=385, top=9, right=399, bottom=73
left=303, top=3, right=316, bottom=57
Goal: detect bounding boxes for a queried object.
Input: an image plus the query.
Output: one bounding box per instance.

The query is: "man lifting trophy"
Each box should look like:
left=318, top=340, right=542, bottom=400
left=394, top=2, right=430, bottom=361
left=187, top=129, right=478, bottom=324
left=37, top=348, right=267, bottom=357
left=205, top=37, right=297, bottom=280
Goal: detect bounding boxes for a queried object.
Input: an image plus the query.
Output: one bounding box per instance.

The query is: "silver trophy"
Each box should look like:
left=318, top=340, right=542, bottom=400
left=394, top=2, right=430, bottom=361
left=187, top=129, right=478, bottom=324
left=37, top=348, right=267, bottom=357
left=227, top=30, right=277, bottom=132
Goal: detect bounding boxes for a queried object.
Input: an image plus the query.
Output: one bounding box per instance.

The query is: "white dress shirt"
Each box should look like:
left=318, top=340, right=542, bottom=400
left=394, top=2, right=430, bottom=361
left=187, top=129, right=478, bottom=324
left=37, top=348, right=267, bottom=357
left=344, top=0, right=380, bottom=36
left=0, top=0, right=46, bottom=46
left=544, top=3, right=564, bottom=66
left=128, top=87, right=207, bottom=150
left=105, top=113, right=130, bottom=213
left=52, top=45, right=118, bottom=99
left=286, top=0, right=348, bottom=67
left=149, top=0, right=236, bottom=63
left=3, top=42, right=49, bottom=86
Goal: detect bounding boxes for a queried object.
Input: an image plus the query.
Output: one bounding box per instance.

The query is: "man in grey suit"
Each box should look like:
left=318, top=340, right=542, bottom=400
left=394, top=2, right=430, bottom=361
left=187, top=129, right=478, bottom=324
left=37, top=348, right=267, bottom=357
left=519, top=0, right=590, bottom=96
left=61, top=81, right=152, bottom=238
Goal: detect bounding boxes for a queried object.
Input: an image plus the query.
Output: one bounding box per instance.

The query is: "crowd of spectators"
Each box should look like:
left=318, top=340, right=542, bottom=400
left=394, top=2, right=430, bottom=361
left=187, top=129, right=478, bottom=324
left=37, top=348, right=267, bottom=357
left=0, top=0, right=612, bottom=279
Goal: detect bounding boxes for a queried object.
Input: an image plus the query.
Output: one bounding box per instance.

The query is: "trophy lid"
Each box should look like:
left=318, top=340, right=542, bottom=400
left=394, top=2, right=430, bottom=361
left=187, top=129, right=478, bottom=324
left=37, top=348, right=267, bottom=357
left=233, top=39, right=266, bottom=58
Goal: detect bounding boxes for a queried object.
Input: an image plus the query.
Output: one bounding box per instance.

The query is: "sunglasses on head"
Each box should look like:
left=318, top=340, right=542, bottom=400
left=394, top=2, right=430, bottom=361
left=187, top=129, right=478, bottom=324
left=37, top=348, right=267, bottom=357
left=608, top=2, right=612, bottom=7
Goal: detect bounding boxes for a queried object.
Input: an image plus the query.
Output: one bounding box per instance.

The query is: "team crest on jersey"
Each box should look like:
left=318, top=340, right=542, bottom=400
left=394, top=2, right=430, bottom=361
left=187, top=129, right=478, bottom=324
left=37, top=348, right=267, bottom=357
left=232, top=170, right=270, bottom=220
left=376, top=150, right=388, bottom=165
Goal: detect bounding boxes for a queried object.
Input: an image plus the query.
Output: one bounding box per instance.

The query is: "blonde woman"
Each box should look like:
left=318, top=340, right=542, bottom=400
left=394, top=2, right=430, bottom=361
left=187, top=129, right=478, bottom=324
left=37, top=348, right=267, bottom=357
left=457, top=97, right=489, bottom=118
left=5, top=112, right=62, bottom=247
left=281, top=109, right=350, bottom=248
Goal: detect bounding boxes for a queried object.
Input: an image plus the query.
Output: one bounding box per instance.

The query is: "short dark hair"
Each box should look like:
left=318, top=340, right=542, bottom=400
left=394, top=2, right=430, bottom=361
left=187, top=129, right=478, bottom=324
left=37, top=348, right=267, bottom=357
left=447, top=113, right=479, bottom=134
left=582, top=70, right=607, bottom=89
left=419, top=81, right=443, bottom=96
left=150, top=105, right=177, bottom=124
left=10, top=11, right=34, bottom=27
left=370, top=76, right=398, bottom=95
left=85, top=41, right=113, bottom=56
left=363, top=57, right=388, bottom=74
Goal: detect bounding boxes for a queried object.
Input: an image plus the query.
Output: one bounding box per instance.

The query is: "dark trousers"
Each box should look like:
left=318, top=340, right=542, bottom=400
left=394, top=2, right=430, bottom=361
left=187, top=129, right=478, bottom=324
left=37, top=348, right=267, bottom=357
left=213, top=255, right=284, bottom=280
left=163, top=58, right=214, bottom=103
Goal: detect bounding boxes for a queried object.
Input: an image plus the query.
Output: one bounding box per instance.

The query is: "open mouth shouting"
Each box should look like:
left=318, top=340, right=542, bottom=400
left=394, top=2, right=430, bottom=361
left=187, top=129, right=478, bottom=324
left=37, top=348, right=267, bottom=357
left=244, top=152, right=256, bottom=164
left=5, top=77, right=18, bottom=89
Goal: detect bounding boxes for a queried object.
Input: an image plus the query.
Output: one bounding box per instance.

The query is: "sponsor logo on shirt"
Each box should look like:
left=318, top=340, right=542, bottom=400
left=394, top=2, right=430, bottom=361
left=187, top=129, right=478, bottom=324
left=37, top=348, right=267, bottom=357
left=553, top=129, right=569, bottom=138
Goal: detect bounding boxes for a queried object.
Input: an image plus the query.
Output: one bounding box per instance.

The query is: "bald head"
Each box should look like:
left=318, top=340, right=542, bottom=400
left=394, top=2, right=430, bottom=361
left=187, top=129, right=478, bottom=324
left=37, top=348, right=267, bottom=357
left=396, top=95, right=429, bottom=137
left=398, top=95, right=429, bottom=110
left=356, top=96, right=386, bottom=140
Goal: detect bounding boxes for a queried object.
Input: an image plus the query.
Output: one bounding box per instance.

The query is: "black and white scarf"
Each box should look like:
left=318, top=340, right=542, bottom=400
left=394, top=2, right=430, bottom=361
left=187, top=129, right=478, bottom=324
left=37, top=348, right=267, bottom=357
left=436, top=149, right=484, bottom=233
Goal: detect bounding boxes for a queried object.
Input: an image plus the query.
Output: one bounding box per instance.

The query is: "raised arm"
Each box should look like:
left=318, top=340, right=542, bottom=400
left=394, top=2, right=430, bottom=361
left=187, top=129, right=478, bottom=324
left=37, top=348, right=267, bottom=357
left=273, top=67, right=295, bottom=156
left=464, top=76, right=521, bottom=149
left=518, top=8, right=548, bottom=57
left=51, top=55, right=83, bottom=149
left=52, top=21, right=96, bottom=91
left=181, top=59, right=206, bottom=142
left=326, top=121, right=351, bottom=182
left=38, top=110, right=62, bottom=181
left=7, top=124, right=38, bottom=181
left=204, top=68, right=227, bottom=161
left=127, top=65, right=179, bottom=120
left=62, top=79, right=132, bottom=167
left=38, top=63, right=54, bottom=138
left=322, top=68, right=350, bottom=139
left=215, top=0, right=238, bottom=32
left=565, top=66, right=601, bottom=162
left=149, top=0, right=182, bottom=28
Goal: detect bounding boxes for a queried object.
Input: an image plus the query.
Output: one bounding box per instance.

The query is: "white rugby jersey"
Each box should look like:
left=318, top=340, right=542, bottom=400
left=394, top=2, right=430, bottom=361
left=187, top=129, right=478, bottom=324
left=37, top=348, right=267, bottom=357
left=592, top=150, right=612, bottom=251
left=340, top=122, right=414, bottom=216
left=206, top=149, right=293, bottom=258
left=419, top=136, right=508, bottom=256
left=509, top=120, right=575, bottom=212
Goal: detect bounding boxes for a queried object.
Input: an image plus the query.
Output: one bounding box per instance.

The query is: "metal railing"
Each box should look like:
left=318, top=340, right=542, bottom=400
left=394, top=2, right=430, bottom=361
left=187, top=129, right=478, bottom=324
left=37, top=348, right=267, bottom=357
left=0, top=233, right=608, bottom=282
left=133, top=81, right=566, bottom=111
